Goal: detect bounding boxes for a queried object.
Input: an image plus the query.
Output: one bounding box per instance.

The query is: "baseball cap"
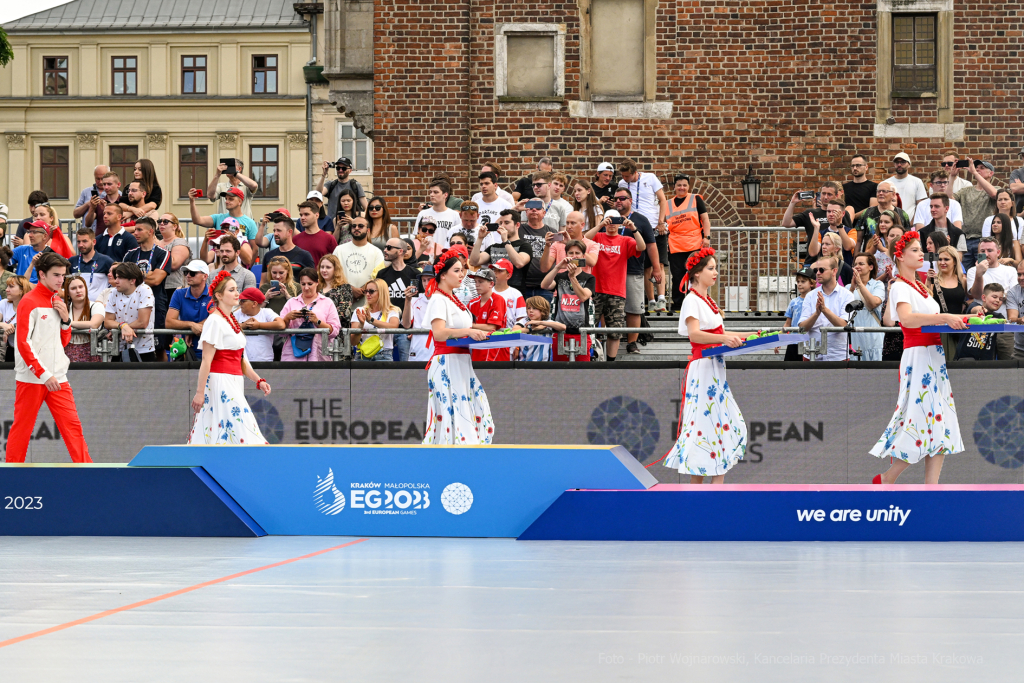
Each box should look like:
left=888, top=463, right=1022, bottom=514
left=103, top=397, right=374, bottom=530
left=183, top=260, right=210, bottom=276
left=892, top=152, right=911, bottom=163
left=28, top=220, right=51, bottom=235
left=306, top=190, right=325, bottom=202
left=597, top=162, right=614, bottom=172
left=460, top=201, right=479, bottom=212
left=240, top=287, right=266, bottom=304
left=225, top=187, right=245, bottom=199
left=795, top=265, right=816, bottom=281
left=419, top=216, right=438, bottom=226
left=524, top=199, right=544, bottom=210
left=470, top=267, right=496, bottom=283
left=975, top=160, right=995, bottom=172
left=0, top=203, right=8, bottom=221
left=336, top=157, right=353, bottom=169
left=492, top=258, right=514, bottom=273
left=603, top=209, right=621, bottom=220
left=219, top=216, right=242, bottom=231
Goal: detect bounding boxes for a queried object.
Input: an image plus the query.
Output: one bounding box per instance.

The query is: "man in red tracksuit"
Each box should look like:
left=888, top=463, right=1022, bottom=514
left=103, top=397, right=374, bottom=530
left=6, top=252, right=92, bottom=463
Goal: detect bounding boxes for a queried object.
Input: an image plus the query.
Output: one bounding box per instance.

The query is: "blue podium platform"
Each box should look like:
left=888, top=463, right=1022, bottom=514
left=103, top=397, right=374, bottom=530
left=518, top=484, right=1024, bottom=541
left=128, top=444, right=656, bottom=537
left=0, top=464, right=265, bottom=537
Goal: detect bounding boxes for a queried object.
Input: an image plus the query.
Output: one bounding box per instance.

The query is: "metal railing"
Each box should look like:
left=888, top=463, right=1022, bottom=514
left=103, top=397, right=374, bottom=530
left=9, top=216, right=801, bottom=317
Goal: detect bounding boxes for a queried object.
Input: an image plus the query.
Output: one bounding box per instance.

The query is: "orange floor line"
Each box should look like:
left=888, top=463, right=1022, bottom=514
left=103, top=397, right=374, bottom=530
left=0, top=538, right=369, bottom=650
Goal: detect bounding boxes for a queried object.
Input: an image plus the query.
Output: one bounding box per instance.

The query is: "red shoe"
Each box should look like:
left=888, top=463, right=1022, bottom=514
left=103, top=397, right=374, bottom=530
left=872, top=474, right=882, bottom=485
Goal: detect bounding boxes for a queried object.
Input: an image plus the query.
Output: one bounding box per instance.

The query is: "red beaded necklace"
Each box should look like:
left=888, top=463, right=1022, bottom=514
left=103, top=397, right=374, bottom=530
left=896, top=274, right=929, bottom=299
left=438, top=286, right=468, bottom=312
left=690, top=289, right=720, bottom=315
left=218, top=306, right=242, bottom=334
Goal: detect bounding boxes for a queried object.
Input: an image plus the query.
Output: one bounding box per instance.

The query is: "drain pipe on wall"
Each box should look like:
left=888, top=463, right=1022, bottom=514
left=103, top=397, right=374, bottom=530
left=305, top=10, right=318, bottom=190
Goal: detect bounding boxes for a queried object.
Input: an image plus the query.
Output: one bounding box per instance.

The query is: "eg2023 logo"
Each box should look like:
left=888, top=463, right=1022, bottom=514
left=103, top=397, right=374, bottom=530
left=314, top=469, right=473, bottom=516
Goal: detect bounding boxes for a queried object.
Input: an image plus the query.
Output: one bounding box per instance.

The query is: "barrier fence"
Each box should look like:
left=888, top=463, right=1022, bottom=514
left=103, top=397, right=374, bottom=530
left=5, top=218, right=802, bottom=314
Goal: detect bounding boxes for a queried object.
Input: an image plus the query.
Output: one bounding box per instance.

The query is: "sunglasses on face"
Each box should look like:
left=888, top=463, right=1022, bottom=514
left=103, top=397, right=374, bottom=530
left=157, top=219, right=174, bottom=225
left=384, top=245, right=401, bottom=251
left=813, top=267, right=833, bottom=274
left=183, top=270, right=200, bottom=277
left=941, top=162, right=955, bottom=167
left=365, top=288, right=378, bottom=294
left=532, top=183, right=547, bottom=188
left=614, top=196, right=630, bottom=202
left=368, top=205, right=383, bottom=211
left=421, top=226, right=436, bottom=234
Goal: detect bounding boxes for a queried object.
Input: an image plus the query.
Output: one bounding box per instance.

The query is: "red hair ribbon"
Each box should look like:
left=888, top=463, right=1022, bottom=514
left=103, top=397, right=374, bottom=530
left=893, top=230, right=920, bottom=261
left=206, top=270, right=234, bottom=312
left=678, top=246, right=717, bottom=292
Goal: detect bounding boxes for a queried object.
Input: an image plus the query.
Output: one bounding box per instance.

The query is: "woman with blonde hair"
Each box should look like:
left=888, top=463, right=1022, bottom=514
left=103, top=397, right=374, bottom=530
left=1, top=275, right=33, bottom=362
left=317, top=254, right=354, bottom=329
left=925, top=244, right=967, bottom=361
left=62, top=274, right=106, bottom=362
left=350, top=277, right=401, bottom=362
left=569, top=178, right=604, bottom=231
left=820, top=232, right=853, bottom=285
left=156, top=212, right=193, bottom=292
left=260, top=255, right=300, bottom=314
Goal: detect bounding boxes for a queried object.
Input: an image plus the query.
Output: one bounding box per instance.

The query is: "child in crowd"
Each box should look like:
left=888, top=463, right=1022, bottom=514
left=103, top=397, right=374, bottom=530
left=956, top=283, right=1006, bottom=361
left=783, top=265, right=816, bottom=361
left=516, top=296, right=553, bottom=362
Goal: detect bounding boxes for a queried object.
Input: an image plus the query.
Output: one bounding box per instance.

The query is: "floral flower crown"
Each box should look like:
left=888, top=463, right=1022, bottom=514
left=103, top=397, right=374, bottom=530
left=433, top=245, right=468, bottom=275
left=893, top=230, right=920, bottom=261
left=679, top=247, right=716, bottom=291
left=206, top=270, right=234, bottom=312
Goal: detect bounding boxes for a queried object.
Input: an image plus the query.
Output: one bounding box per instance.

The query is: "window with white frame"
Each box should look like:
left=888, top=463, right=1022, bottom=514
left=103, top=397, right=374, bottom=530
left=336, top=121, right=372, bottom=172
left=495, top=24, right=565, bottom=100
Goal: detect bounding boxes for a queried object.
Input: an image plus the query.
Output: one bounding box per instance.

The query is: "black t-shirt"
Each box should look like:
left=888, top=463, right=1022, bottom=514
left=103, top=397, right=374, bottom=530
left=592, top=181, right=616, bottom=208
left=956, top=311, right=1005, bottom=360
left=625, top=212, right=656, bottom=275
left=842, top=180, right=877, bottom=215
left=553, top=272, right=595, bottom=333
left=147, top=184, right=163, bottom=211
left=517, top=224, right=554, bottom=288
left=514, top=175, right=536, bottom=201
left=485, top=238, right=529, bottom=289
left=124, top=245, right=172, bottom=312
left=377, top=264, right=420, bottom=310
left=261, top=245, right=315, bottom=280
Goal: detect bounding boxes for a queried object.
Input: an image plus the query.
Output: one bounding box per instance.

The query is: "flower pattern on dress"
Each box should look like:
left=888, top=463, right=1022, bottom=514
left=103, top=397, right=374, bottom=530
left=664, top=355, right=746, bottom=476
left=423, top=353, right=494, bottom=446
left=870, top=346, right=963, bottom=463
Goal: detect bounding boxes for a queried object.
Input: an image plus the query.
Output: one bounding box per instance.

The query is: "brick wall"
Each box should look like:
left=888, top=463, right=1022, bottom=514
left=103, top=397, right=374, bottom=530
left=374, top=0, right=1024, bottom=223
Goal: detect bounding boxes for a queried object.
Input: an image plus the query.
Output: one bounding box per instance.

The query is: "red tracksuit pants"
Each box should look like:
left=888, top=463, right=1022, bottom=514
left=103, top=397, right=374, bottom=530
left=5, top=381, right=92, bottom=463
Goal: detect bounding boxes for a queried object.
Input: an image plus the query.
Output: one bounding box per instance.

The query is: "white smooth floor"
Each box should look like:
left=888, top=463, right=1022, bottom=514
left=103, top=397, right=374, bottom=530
left=0, top=537, right=1021, bottom=682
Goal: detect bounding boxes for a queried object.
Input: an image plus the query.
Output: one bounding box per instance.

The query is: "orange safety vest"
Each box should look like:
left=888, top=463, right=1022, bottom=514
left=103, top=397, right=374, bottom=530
left=666, top=193, right=704, bottom=253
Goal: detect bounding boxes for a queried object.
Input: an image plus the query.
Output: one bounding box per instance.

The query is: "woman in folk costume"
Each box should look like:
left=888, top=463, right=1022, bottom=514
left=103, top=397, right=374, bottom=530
left=188, top=270, right=272, bottom=444
left=423, top=247, right=495, bottom=445
left=870, top=230, right=965, bottom=484
left=663, top=248, right=747, bottom=483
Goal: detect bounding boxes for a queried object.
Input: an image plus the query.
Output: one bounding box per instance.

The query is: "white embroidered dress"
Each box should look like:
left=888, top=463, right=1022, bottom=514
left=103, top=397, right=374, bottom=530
left=869, top=280, right=963, bottom=463
left=187, top=313, right=267, bottom=445
left=663, top=293, right=747, bottom=476
left=422, top=293, right=494, bottom=445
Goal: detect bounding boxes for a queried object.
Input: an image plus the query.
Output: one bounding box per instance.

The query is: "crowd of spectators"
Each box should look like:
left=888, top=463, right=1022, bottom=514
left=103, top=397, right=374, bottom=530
left=2, top=146, right=1024, bottom=364
left=784, top=146, right=1024, bottom=362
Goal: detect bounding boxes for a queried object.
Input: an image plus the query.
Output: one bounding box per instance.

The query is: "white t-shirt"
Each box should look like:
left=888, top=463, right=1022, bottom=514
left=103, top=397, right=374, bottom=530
left=913, top=197, right=963, bottom=227
left=885, top=175, right=928, bottom=216
left=471, top=195, right=513, bottom=226
left=966, top=262, right=1018, bottom=315
left=678, top=292, right=723, bottom=335
left=234, top=308, right=279, bottom=362
left=888, top=279, right=939, bottom=323
left=472, top=189, right=515, bottom=208
left=351, top=307, right=401, bottom=350
left=333, top=241, right=384, bottom=289
left=425, top=291, right=472, bottom=331
left=415, top=207, right=461, bottom=249
left=106, top=284, right=155, bottom=353
left=619, top=173, right=665, bottom=229
left=69, top=301, right=106, bottom=345
left=409, top=294, right=432, bottom=361
left=981, top=215, right=1024, bottom=242
left=494, top=286, right=527, bottom=328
